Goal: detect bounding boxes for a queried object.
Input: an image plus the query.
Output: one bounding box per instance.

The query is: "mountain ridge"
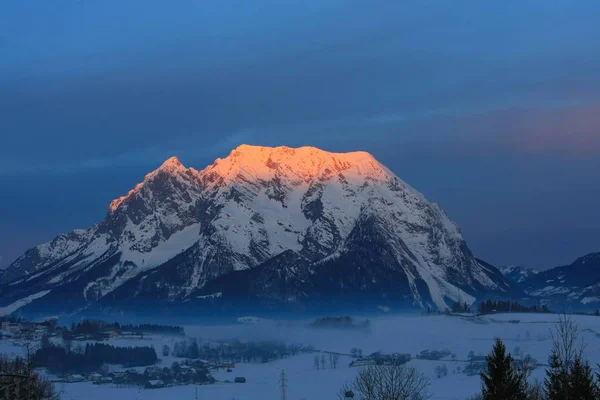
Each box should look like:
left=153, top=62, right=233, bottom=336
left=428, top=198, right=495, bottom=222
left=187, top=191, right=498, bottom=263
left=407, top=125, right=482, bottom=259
left=518, top=252, right=600, bottom=308
left=0, top=145, right=511, bottom=318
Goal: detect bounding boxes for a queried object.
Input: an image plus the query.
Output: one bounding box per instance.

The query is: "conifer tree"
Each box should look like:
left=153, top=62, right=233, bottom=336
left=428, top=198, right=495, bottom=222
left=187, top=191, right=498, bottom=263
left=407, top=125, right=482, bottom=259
left=480, top=338, right=526, bottom=400
left=189, top=339, right=200, bottom=359
left=545, top=350, right=569, bottom=400
left=569, top=356, right=598, bottom=400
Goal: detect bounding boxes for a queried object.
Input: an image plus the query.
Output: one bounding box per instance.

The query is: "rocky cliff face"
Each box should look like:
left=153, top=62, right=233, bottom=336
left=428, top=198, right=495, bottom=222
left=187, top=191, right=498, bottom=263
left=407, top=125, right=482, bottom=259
left=0, top=145, right=511, bottom=317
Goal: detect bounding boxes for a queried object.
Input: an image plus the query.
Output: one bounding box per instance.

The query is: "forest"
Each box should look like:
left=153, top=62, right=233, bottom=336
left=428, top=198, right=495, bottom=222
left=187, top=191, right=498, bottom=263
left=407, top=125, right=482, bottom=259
left=33, top=342, right=158, bottom=374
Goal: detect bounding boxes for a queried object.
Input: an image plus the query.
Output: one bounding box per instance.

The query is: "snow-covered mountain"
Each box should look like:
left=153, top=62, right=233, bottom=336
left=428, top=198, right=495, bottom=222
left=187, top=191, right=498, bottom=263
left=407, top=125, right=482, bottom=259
left=520, top=252, right=600, bottom=308
left=0, top=145, right=511, bottom=318
left=497, top=265, right=539, bottom=285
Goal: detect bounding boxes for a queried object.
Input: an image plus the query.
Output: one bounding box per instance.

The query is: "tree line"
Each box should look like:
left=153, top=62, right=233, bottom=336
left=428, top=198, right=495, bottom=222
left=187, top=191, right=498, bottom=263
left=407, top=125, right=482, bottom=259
left=33, top=342, right=158, bottom=374
left=310, top=316, right=371, bottom=330
left=477, top=300, right=550, bottom=315
left=68, top=319, right=184, bottom=336
left=452, top=302, right=473, bottom=313
left=168, top=338, right=311, bottom=363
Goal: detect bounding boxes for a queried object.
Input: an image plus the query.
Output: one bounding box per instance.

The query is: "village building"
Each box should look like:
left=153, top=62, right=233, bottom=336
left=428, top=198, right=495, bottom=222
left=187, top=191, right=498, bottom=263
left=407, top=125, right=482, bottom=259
left=68, top=374, right=85, bottom=382
left=145, top=379, right=165, bottom=389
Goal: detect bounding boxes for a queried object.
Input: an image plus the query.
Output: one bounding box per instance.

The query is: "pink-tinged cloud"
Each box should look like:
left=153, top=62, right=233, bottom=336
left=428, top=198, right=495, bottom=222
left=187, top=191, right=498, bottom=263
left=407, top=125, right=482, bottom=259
left=506, top=105, right=600, bottom=156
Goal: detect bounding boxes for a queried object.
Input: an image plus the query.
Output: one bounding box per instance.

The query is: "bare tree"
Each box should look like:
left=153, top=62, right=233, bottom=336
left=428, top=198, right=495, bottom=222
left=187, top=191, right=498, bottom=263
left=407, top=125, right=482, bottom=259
left=332, top=354, right=340, bottom=369
left=314, top=355, right=321, bottom=370
left=339, top=364, right=430, bottom=400
left=434, top=364, right=448, bottom=379
left=351, top=348, right=363, bottom=358
left=320, top=354, right=326, bottom=370
left=0, top=354, right=59, bottom=400
left=519, top=354, right=537, bottom=381
left=550, top=312, right=585, bottom=373
left=513, top=346, right=522, bottom=358
left=328, top=353, right=340, bottom=369
left=525, top=379, right=544, bottom=400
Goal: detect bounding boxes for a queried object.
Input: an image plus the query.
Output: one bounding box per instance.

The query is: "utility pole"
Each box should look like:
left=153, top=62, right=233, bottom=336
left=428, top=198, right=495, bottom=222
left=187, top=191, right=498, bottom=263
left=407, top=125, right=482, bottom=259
left=279, top=369, right=287, bottom=400
left=195, top=386, right=199, bottom=400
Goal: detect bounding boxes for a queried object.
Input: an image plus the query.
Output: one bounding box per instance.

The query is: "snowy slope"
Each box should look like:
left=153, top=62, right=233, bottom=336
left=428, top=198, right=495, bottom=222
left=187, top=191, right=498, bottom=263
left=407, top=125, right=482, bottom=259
left=0, top=145, right=511, bottom=317
left=520, top=252, right=600, bottom=307
left=497, top=265, right=539, bottom=285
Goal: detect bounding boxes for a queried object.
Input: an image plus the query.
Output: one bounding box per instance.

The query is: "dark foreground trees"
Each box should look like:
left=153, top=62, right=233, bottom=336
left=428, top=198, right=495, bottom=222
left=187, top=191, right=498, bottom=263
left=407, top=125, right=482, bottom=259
left=544, top=313, right=598, bottom=400
left=480, top=338, right=527, bottom=400
left=474, top=313, right=600, bottom=400
left=338, top=364, right=430, bottom=400
left=0, top=355, right=59, bottom=400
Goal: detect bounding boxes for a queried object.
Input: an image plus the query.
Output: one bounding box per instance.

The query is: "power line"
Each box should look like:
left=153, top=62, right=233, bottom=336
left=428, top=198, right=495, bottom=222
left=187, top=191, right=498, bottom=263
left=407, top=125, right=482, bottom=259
left=279, top=369, right=288, bottom=400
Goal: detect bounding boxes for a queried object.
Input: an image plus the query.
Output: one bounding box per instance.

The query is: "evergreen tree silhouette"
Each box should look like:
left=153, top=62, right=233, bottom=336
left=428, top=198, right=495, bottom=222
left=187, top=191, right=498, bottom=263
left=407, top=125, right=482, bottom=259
left=569, top=356, right=598, bottom=400
left=480, top=338, right=526, bottom=400
left=544, top=350, right=569, bottom=400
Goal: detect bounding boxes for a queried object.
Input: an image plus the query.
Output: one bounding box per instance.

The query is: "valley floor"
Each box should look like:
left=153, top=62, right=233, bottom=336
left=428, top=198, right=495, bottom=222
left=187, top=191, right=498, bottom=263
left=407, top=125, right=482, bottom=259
left=12, top=313, right=600, bottom=400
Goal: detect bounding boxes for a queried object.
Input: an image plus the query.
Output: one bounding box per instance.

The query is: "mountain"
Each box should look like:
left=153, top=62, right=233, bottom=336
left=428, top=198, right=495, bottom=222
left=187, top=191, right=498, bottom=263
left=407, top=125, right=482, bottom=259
left=497, top=265, right=539, bottom=285
left=521, top=252, right=600, bottom=308
left=0, top=145, right=511, bottom=318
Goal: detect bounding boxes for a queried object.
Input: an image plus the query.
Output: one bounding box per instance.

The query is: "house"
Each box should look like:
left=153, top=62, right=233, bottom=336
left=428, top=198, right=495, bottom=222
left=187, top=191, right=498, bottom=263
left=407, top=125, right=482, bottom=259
left=4, top=323, right=21, bottom=334
left=88, top=373, right=103, bottom=383
left=145, top=379, right=165, bottom=389
left=234, top=377, right=247, bottom=383
left=69, top=374, right=85, bottom=382
left=349, top=358, right=372, bottom=367
left=144, top=366, right=162, bottom=375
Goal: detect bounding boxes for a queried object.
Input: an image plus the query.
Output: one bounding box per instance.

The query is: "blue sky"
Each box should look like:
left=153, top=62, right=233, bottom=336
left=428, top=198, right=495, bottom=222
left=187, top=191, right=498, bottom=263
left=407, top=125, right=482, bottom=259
left=1, top=0, right=599, bottom=269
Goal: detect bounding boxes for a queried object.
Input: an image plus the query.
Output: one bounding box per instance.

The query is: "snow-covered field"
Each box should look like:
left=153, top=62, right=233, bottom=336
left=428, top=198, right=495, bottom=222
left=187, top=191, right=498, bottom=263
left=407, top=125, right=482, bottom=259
left=7, top=313, right=600, bottom=400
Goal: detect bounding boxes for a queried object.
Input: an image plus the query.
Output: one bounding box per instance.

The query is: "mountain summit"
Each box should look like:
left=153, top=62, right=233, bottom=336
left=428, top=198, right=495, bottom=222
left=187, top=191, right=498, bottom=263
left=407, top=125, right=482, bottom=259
left=0, top=145, right=510, bottom=318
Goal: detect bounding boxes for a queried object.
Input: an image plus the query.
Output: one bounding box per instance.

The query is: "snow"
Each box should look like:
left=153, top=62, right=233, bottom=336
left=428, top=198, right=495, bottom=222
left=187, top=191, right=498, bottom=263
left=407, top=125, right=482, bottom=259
left=0, top=290, right=51, bottom=316
left=5, top=145, right=508, bottom=312
left=88, top=223, right=202, bottom=298
left=196, top=292, right=222, bottom=300
left=530, top=286, right=572, bottom=296
left=51, top=312, right=600, bottom=400
left=497, top=265, right=539, bottom=284
left=581, top=297, right=600, bottom=304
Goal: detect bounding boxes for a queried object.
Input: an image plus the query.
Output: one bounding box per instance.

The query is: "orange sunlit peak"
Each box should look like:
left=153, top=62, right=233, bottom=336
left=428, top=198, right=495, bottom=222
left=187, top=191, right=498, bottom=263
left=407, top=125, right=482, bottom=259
left=159, top=156, right=184, bottom=169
